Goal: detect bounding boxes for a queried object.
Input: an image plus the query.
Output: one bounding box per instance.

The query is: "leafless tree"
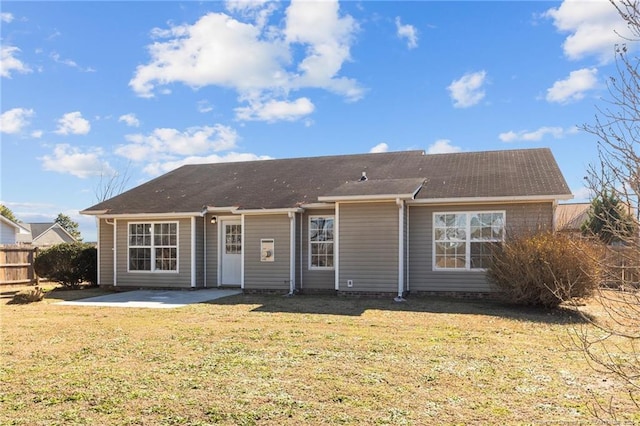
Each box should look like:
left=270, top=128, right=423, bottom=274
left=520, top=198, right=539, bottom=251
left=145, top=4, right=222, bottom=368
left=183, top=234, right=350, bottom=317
left=94, top=163, right=132, bottom=203
left=573, top=0, right=640, bottom=421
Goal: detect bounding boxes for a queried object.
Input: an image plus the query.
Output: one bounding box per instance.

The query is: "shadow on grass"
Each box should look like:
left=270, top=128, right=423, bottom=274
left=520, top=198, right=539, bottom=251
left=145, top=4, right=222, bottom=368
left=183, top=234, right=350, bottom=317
left=43, top=286, right=112, bottom=302
left=207, top=293, right=592, bottom=325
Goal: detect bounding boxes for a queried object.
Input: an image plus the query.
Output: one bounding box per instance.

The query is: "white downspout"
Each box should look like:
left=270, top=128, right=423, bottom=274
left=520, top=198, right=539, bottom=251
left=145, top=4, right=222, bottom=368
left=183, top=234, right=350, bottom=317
left=396, top=198, right=405, bottom=301
left=334, top=203, right=340, bottom=291
left=191, top=216, right=196, bottom=288
left=203, top=214, right=207, bottom=288
left=240, top=215, right=245, bottom=290
left=217, top=218, right=222, bottom=287
left=113, top=218, right=117, bottom=287
left=299, top=212, right=304, bottom=290
left=96, top=218, right=101, bottom=286
left=288, top=211, right=296, bottom=294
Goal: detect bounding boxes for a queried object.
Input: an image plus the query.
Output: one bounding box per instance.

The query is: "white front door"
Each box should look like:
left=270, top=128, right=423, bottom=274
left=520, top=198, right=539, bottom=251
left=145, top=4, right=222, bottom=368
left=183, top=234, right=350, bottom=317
left=221, top=219, right=242, bottom=285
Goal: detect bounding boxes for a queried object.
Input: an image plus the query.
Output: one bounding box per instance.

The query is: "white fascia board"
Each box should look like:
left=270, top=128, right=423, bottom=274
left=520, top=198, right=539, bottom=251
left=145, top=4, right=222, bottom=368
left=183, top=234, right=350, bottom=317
left=92, top=212, right=202, bottom=219
left=407, top=194, right=573, bottom=206
left=238, top=208, right=304, bottom=215
left=205, top=206, right=239, bottom=214
left=318, top=194, right=415, bottom=202
left=299, top=202, right=335, bottom=209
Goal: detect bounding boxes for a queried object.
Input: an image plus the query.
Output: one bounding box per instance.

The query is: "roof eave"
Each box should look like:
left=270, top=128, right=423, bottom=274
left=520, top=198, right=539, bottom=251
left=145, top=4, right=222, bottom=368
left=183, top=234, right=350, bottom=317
left=318, top=193, right=417, bottom=202
left=408, top=194, right=573, bottom=205
left=90, top=212, right=204, bottom=219
left=80, top=209, right=109, bottom=216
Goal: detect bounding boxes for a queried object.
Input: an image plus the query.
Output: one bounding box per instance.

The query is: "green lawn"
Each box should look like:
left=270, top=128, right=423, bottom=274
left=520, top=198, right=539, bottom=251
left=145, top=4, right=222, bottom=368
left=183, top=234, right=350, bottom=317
left=1, top=287, right=637, bottom=425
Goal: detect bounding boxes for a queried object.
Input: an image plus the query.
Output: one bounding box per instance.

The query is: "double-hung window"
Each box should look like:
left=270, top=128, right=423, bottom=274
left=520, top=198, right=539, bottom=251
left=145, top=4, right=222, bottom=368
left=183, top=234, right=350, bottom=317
left=128, top=222, right=178, bottom=272
left=433, top=212, right=504, bottom=270
left=309, top=216, right=334, bottom=269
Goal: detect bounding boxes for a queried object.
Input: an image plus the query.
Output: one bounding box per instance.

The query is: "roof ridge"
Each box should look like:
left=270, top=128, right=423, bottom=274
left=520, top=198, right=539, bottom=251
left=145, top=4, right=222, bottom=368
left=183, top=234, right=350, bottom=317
left=179, top=150, right=427, bottom=170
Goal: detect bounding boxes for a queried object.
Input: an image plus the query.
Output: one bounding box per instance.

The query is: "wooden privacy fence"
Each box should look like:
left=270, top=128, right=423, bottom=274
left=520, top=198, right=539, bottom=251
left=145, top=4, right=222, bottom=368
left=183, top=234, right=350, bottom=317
left=604, top=245, right=640, bottom=288
left=0, top=246, right=39, bottom=286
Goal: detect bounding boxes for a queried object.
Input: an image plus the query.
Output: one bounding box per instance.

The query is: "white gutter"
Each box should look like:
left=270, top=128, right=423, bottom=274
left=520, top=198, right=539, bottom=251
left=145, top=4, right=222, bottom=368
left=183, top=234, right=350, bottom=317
left=408, top=194, right=573, bottom=205
left=299, top=202, right=334, bottom=209
left=238, top=208, right=304, bottom=215
left=90, top=212, right=202, bottom=219
left=318, top=193, right=416, bottom=202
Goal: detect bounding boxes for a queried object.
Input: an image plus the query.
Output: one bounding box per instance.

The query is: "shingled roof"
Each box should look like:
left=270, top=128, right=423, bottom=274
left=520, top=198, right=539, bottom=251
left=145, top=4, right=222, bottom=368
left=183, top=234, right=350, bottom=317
left=82, top=148, right=571, bottom=215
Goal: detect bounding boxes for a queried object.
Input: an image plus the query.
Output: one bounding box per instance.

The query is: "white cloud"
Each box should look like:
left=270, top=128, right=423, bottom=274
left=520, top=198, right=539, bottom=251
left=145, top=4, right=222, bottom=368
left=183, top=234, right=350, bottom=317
left=115, top=125, right=239, bottom=162
left=499, top=126, right=578, bottom=142
left=447, top=70, right=487, bottom=108
left=197, top=100, right=213, bottom=113
left=572, top=186, right=592, bottom=201
left=1, top=45, right=32, bottom=78
left=143, top=152, right=272, bottom=176
left=546, top=68, right=598, bottom=104
left=31, top=130, right=43, bottom=138
left=118, top=113, right=140, bottom=127
left=40, top=144, right=113, bottom=178
left=130, top=1, right=362, bottom=122
left=395, top=17, right=418, bottom=49
left=369, top=142, right=389, bottom=153
left=50, top=52, right=96, bottom=73
left=544, top=0, right=632, bottom=63
left=0, top=108, right=34, bottom=134
left=235, top=97, right=315, bottom=122
left=55, top=111, right=91, bottom=135
left=225, top=0, right=277, bottom=29
left=1, top=12, right=14, bottom=23
left=427, top=139, right=462, bottom=154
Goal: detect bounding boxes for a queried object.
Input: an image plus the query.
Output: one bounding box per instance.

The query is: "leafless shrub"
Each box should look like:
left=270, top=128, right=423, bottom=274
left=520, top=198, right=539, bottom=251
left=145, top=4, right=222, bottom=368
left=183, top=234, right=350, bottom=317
left=487, top=232, right=602, bottom=308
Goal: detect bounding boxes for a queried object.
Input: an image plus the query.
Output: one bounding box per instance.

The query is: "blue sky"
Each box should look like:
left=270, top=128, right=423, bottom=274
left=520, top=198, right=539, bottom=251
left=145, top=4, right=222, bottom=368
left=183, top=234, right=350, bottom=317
left=0, top=0, right=632, bottom=242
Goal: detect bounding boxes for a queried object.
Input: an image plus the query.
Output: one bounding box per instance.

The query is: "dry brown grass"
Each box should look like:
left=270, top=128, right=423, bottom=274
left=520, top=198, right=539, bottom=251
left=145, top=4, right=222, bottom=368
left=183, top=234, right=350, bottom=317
left=0, top=286, right=638, bottom=425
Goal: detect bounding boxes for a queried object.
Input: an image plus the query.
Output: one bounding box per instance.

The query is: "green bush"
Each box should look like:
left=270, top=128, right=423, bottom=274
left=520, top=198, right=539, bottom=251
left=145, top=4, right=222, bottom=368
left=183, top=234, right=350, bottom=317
left=34, top=243, right=97, bottom=288
left=487, top=232, right=602, bottom=307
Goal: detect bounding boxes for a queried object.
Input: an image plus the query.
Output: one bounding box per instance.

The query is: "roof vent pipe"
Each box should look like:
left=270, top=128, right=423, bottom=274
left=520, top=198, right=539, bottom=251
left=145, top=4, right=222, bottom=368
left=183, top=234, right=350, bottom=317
left=359, top=172, right=368, bottom=182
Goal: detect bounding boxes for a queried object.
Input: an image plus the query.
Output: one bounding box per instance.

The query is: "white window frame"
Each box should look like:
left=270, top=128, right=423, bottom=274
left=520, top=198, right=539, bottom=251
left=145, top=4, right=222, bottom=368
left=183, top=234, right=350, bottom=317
left=127, top=221, right=179, bottom=273
left=308, top=215, right=335, bottom=270
left=432, top=211, right=505, bottom=271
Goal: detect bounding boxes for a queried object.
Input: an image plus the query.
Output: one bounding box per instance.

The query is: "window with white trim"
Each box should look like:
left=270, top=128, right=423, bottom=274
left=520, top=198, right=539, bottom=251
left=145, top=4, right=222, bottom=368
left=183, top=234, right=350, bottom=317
left=128, top=222, right=178, bottom=272
left=433, top=212, right=504, bottom=270
left=309, top=216, right=334, bottom=269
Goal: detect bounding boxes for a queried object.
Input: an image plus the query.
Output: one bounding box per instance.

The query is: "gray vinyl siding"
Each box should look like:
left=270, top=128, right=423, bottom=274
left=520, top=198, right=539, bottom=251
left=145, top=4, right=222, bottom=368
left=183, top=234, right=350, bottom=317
left=338, top=202, right=399, bottom=293
left=408, top=202, right=554, bottom=293
left=0, top=223, right=17, bottom=244
left=98, top=219, right=114, bottom=286
left=195, top=217, right=204, bottom=288
left=244, top=214, right=291, bottom=290
left=115, top=218, right=192, bottom=288
left=204, top=214, right=218, bottom=287
left=300, top=209, right=335, bottom=291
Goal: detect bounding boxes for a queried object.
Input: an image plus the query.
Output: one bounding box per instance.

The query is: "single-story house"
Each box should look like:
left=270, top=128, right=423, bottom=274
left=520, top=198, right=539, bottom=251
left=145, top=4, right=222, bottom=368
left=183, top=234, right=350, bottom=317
left=82, top=148, right=572, bottom=297
left=0, top=216, right=30, bottom=245
left=16, top=222, right=78, bottom=247
left=555, top=203, right=590, bottom=237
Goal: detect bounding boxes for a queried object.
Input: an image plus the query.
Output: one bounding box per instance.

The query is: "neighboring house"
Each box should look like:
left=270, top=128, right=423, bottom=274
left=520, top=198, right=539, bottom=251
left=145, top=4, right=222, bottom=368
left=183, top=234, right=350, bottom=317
left=82, top=148, right=572, bottom=296
left=555, top=203, right=590, bottom=237
left=16, top=223, right=78, bottom=247
left=0, top=216, right=30, bottom=245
